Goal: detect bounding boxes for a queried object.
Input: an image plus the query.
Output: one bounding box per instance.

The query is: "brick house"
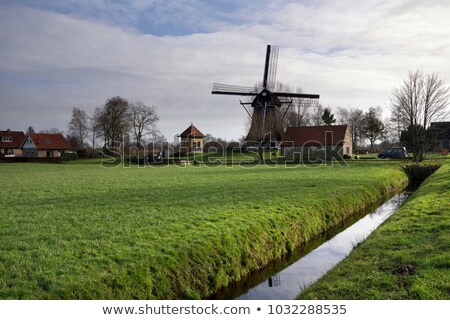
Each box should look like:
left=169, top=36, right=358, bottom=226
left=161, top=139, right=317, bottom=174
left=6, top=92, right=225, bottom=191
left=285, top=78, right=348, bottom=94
left=0, top=130, right=26, bottom=157
left=21, top=133, right=69, bottom=157
left=280, top=125, right=352, bottom=160
left=179, top=123, right=205, bottom=153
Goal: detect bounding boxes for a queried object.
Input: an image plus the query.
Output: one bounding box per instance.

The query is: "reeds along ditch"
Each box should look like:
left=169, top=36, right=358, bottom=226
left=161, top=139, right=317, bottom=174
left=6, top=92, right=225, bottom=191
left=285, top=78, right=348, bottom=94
left=401, top=163, right=442, bottom=185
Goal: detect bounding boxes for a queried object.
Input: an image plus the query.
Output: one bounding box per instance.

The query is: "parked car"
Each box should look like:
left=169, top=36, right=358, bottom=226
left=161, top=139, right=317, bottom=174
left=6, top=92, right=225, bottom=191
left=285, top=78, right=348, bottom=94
left=377, top=147, right=408, bottom=159
left=245, top=146, right=259, bottom=151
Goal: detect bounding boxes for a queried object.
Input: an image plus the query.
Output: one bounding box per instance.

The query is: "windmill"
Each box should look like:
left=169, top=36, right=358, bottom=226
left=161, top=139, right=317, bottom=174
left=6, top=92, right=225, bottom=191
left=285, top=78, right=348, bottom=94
left=211, top=45, right=320, bottom=149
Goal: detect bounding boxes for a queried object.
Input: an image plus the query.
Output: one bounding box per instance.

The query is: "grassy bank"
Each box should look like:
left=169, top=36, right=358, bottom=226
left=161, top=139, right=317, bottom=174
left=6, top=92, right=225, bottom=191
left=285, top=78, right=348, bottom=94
left=0, top=162, right=407, bottom=299
left=299, top=163, right=450, bottom=299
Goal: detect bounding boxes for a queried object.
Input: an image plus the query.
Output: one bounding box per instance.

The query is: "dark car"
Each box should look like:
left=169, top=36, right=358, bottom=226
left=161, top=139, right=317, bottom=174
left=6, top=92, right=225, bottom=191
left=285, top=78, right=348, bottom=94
left=377, top=147, right=408, bottom=159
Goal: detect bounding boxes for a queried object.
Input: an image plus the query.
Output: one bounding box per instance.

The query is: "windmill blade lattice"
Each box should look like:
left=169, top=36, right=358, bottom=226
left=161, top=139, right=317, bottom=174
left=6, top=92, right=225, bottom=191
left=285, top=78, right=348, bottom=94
left=264, top=45, right=279, bottom=92
left=211, top=83, right=258, bottom=96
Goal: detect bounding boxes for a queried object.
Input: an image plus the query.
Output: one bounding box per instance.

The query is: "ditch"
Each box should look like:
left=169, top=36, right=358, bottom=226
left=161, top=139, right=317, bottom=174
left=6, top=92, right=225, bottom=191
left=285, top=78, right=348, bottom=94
left=209, top=163, right=440, bottom=300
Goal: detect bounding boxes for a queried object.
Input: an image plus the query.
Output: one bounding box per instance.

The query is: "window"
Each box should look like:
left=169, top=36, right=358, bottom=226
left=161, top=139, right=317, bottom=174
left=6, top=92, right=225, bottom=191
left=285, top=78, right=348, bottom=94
left=197, top=141, right=201, bottom=149
left=1, top=136, right=12, bottom=142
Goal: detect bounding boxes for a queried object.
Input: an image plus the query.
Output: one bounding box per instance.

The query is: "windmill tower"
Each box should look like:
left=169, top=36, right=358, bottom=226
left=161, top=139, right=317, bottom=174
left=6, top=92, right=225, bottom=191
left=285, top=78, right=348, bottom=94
left=211, top=45, right=320, bottom=149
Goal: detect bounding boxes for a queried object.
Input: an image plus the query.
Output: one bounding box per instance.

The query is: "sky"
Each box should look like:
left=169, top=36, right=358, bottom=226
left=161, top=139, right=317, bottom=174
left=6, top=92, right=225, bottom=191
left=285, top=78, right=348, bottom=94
left=1, top=0, right=449, bottom=141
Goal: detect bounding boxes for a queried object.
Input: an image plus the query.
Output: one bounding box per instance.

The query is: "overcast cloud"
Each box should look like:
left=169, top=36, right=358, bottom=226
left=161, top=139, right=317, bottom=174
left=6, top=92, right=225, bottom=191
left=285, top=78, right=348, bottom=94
left=0, top=0, right=449, bottom=140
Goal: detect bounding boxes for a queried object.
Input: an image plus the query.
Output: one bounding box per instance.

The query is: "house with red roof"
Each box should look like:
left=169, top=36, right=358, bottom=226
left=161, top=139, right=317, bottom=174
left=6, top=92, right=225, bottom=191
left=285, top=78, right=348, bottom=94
left=20, top=133, right=69, bottom=158
left=179, top=123, right=205, bottom=153
left=0, top=130, right=25, bottom=157
left=280, top=125, right=352, bottom=161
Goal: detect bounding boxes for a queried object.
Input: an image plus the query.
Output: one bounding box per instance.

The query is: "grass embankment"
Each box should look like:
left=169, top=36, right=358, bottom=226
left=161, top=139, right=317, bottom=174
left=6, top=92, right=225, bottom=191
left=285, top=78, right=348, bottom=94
left=0, top=163, right=407, bottom=299
left=299, top=162, right=450, bottom=299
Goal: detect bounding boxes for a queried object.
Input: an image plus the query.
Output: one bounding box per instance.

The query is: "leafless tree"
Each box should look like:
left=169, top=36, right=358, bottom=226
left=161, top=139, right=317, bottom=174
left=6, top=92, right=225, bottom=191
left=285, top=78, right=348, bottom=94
left=129, top=101, right=160, bottom=148
left=337, top=107, right=365, bottom=150
left=390, top=70, right=450, bottom=162
left=389, top=104, right=409, bottom=143
left=93, top=96, right=130, bottom=147
left=282, top=86, right=313, bottom=128
left=311, top=103, right=324, bottom=126
left=92, top=106, right=106, bottom=147
left=39, top=128, right=63, bottom=134
left=68, top=107, right=89, bottom=150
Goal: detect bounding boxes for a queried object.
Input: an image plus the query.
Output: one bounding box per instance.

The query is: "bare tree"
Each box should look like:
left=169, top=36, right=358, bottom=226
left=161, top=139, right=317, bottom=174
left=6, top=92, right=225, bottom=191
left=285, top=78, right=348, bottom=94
left=336, top=107, right=349, bottom=125
left=68, top=107, right=89, bottom=150
left=311, top=103, right=324, bottom=126
left=282, top=86, right=313, bottom=128
left=337, top=107, right=365, bottom=150
left=389, top=104, right=409, bottom=143
left=390, top=70, right=450, bottom=162
left=39, top=128, right=63, bottom=134
left=89, top=112, right=102, bottom=150
left=93, top=96, right=130, bottom=147
left=92, top=106, right=107, bottom=147
left=129, top=101, right=159, bottom=148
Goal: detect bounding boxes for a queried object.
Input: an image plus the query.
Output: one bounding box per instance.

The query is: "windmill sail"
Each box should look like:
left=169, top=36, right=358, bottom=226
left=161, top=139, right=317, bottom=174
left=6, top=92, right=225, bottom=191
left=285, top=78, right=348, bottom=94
left=211, top=44, right=320, bottom=146
left=212, top=83, right=257, bottom=96
left=263, top=45, right=279, bottom=91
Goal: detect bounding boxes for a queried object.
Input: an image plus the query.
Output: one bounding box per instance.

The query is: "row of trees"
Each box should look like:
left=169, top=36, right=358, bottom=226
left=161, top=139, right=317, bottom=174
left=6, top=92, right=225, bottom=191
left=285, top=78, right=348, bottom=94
left=336, top=106, right=385, bottom=151
left=31, top=72, right=447, bottom=163
left=68, top=96, right=161, bottom=151
left=390, top=71, right=449, bottom=162
left=272, top=70, right=449, bottom=161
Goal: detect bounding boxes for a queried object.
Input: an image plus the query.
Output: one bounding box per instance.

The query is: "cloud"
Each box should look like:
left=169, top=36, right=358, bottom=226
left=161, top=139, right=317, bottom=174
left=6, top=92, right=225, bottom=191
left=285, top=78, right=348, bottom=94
left=0, top=1, right=449, bottom=140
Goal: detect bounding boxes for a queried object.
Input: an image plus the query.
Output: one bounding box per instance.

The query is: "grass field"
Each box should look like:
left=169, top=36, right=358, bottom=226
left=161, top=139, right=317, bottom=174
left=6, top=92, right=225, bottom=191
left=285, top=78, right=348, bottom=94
left=0, top=162, right=408, bottom=299
left=299, top=162, right=450, bottom=299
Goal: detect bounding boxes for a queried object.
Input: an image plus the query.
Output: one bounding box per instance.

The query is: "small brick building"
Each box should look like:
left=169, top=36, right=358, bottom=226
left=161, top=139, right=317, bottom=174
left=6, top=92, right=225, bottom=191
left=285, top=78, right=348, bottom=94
left=179, top=123, right=205, bottom=153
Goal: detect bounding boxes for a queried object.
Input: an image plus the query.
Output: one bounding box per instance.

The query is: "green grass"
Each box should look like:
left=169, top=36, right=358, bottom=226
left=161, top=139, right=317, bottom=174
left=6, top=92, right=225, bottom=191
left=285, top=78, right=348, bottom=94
left=0, top=162, right=408, bottom=299
left=298, top=162, right=450, bottom=299
left=175, top=150, right=281, bottom=162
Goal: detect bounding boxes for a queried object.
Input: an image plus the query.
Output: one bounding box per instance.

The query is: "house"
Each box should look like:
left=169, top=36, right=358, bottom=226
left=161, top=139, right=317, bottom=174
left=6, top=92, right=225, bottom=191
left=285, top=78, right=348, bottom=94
left=280, top=125, right=352, bottom=161
left=0, top=130, right=25, bottom=157
left=179, top=123, right=205, bottom=153
left=20, top=133, right=69, bottom=157
left=429, top=122, right=450, bottom=152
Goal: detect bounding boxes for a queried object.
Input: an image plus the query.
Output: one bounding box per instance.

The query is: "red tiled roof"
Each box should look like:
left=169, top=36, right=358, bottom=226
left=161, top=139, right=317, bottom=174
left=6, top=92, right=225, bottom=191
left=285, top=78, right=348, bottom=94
left=27, top=133, right=69, bottom=150
left=280, top=125, right=349, bottom=146
left=0, top=130, right=25, bottom=148
left=179, top=123, right=205, bottom=138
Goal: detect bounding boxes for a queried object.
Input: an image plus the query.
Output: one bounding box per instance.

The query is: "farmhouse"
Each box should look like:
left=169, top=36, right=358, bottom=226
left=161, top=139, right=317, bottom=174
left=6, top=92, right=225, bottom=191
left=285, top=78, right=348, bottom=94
left=280, top=125, right=352, bottom=161
left=21, top=133, right=69, bottom=157
left=179, top=123, right=204, bottom=153
left=0, top=130, right=25, bottom=157
left=430, top=122, right=450, bottom=151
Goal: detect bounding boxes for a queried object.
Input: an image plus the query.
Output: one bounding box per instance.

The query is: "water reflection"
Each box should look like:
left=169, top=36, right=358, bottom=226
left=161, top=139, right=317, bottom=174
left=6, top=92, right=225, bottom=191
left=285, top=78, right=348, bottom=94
left=236, top=193, right=407, bottom=300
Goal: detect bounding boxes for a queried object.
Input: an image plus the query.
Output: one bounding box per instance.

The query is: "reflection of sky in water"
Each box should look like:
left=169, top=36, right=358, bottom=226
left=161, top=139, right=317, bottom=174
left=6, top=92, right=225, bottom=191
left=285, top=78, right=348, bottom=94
left=237, top=194, right=407, bottom=300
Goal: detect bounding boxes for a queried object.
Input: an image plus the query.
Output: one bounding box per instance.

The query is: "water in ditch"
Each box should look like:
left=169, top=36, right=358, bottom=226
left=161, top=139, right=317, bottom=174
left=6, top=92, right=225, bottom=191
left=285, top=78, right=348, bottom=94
left=211, top=192, right=409, bottom=300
